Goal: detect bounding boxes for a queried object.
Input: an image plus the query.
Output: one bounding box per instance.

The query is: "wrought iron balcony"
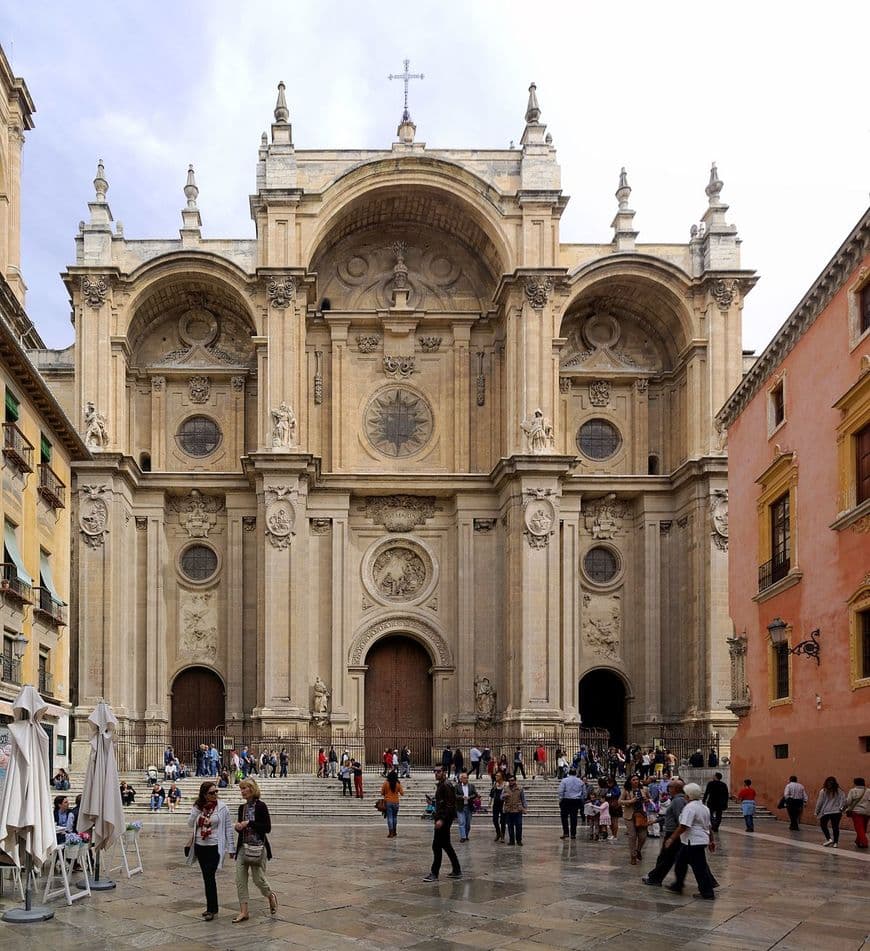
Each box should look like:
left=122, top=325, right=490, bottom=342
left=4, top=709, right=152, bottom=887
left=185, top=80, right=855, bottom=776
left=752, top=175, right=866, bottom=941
left=758, top=552, right=791, bottom=592
left=0, top=563, right=32, bottom=603
left=0, top=654, right=21, bottom=685
left=34, top=587, right=67, bottom=626
left=38, top=668, right=54, bottom=697
left=37, top=463, right=66, bottom=509
left=2, top=421, right=34, bottom=474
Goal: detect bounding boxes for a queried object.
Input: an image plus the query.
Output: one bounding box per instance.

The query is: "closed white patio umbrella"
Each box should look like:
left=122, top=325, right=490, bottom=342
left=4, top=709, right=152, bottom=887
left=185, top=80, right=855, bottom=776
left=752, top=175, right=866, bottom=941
left=76, top=700, right=125, bottom=889
left=0, top=684, right=56, bottom=922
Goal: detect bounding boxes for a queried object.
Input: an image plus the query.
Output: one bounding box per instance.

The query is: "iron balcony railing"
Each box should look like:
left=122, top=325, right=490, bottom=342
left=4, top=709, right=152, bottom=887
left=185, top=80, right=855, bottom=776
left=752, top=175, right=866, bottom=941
left=0, top=654, right=21, bottom=685
left=38, top=668, right=54, bottom=697
left=2, top=421, right=34, bottom=473
left=758, top=552, right=790, bottom=592
left=38, top=463, right=66, bottom=509
left=34, top=587, right=67, bottom=626
left=0, top=563, right=32, bottom=603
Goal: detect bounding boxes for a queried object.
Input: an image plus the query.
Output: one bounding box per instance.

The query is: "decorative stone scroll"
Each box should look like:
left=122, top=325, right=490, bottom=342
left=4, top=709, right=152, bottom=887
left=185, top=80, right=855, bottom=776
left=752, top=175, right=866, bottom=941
left=524, top=276, right=553, bottom=310
left=383, top=354, right=415, bottom=378
left=419, top=336, right=442, bottom=353
left=582, top=592, right=621, bottom=659
left=266, top=275, right=296, bottom=308
left=589, top=380, right=610, bottom=407
left=348, top=616, right=452, bottom=668
left=711, top=279, right=739, bottom=311
left=168, top=489, right=223, bottom=538
left=81, top=275, right=109, bottom=308
left=523, top=488, right=557, bottom=549
left=264, top=485, right=296, bottom=549
left=361, top=495, right=436, bottom=533
left=710, top=489, right=729, bottom=552
left=357, top=334, right=381, bottom=353
left=584, top=494, right=628, bottom=540
left=559, top=378, right=572, bottom=395
left=180, top=591, right=217, bottom=658
left=79, top=484, right=110, bottom=548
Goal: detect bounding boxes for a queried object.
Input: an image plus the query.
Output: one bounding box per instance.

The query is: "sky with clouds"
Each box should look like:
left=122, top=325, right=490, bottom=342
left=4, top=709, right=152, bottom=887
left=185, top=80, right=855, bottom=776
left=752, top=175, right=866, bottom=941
left=2, top=1, right=868, bottom=356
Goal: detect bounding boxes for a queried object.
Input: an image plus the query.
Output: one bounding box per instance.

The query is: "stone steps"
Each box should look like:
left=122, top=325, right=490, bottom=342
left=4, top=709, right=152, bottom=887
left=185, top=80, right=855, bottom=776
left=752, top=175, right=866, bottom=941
left=54, top=773, right=776, bottom=822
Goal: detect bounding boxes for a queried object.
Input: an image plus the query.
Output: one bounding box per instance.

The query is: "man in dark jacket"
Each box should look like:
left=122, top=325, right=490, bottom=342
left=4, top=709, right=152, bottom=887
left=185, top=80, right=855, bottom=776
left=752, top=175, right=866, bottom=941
left=642, top=780, right=687, bottom=886
left=423, top=767, right=462, bottom=881
left=702, top=772, right=730, bottom=831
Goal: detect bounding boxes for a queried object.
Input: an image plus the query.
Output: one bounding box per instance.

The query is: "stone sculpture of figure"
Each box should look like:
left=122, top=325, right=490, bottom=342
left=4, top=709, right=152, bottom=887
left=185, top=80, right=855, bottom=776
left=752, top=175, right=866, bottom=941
left=313, top=676, right=330, bottom=716
left=271, top=401, right=296, bottom=448
left=474, top=676, right=496, bottom=723
left=521, top=409, right=553, bottom=454
left=84, top=401, right=109, bottom=449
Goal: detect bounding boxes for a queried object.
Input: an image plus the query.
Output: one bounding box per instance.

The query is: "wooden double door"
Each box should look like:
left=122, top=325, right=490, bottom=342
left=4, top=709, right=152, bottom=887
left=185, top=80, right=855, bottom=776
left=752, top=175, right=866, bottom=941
left=364, top=635, right=432, bottom=762
left=171, top=666, right=225, bottom=763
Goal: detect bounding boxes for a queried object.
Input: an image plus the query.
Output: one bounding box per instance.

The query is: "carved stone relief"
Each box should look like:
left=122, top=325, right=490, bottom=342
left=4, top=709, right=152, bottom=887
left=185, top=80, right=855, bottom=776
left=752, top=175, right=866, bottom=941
left=81, top=275, right=109, bottom=308
left=711, top=279, right=740, bottom=311
left=188, top=376, right=210, bottom=403
left=582, top=592, right=621, bottom=659
left=264, top=486, right=296, bottom=549
left=348, top=616, right=452, bottom=667
left=310, top=518, right=332, bottom=535
left=726, top=635, right=750, bottom=716
left=356, top=334, right=381, bottom=353
left=419, top=336, right=442, bottom=352
left=383, top=355, right=415, bottom=378
left=168, top=489, right=223, bottom=538
left=523, top=489, right=557, bottom=549
left=361, top=495, right=436, bottom=533
left=242, top=516, right=256, bottom=532
left=473, top=518, right=497, bottom=533
left=179, top=590, right=218, bottom=658
left=232, top=376, right=246, bottom=392
left=364, top=387, right=434, bottom=458
left=476, top=352, right=486, bottom=406
left=362, top=536, right=437, bottom=606
left=79, top=484, right=110, bottom=548
left=589, top=380, right=610, bottom=407
left=584, top=494, right=628, bottom=539
left=266, top=275, right=296, bottom=308
left=524, top=276, right=553, bottom=310
left=710, top=489, right=729, bottom=551
left=559, top=378, right=572, bottom=394
left=313, top=351, right=323, bottom=405
left=560, top=312, right=663, bottom=374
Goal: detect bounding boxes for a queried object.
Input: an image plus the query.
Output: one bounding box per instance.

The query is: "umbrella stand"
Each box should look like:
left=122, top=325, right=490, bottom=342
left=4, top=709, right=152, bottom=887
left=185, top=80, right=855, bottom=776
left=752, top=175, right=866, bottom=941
left=77, top=849, right=116, bottom=891
left=2, top=849, right=54, bottom=923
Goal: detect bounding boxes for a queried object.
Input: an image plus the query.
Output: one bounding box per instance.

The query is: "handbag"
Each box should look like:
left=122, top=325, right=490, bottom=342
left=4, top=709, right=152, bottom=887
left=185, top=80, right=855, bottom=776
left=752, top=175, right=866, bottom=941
left=243, top=842, right=265, bottom=864
left=183, top=833, right=193, bottom=858
left=375, top=797, right=386, bottom=813
left=777, top=796, right=787, bottom=810
left=633, top=811, right=649, bottom=828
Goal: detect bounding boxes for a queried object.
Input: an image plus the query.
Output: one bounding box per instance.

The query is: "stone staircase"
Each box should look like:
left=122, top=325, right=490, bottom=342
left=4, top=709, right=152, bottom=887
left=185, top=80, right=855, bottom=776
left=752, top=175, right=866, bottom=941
left=56, top=772, right=776, bottom=824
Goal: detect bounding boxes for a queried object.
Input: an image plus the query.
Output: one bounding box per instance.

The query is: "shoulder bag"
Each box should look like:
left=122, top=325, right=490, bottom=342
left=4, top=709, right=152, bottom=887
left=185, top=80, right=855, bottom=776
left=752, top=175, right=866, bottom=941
left=375, top=797, right=386, bottom=813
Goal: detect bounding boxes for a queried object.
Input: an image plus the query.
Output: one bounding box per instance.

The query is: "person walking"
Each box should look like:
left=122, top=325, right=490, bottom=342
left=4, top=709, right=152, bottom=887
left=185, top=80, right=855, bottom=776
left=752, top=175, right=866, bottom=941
left=664, top=783, right=717, bottom=900
left=702, top=772, right=730, bottom=832
left=399, top=745, right=411, bottom=778
left=619, top=774, right=651, bottom=865
left=454, top=771, right=477, bottom=842
left=534, top=743, right=547, bottom=778
left=605, top=777, right=622, bottom=843
left=490, top=770, right=507, bottom=842
left=558, top=768, right=585, bottom=839
left=352, top=759, right=364, bottom=799
left=736, top=778, right=757, bottom=831
left=279, top=747, right=288, bottom=778
left=783, top=775, right=808, bottom=830
left=502, top=774, right=527, bottom=845
left=844, top=778, right=870, bottom=849
left=441, top=746, right=453, bottom=776
left=814, top=776, right=846, bottom=848
left=328, top=746, right=338, bottom=779
left=513, top=746, right=526, bottom=780
left=643, top=779, right=687, bottom=886
left=469, top=745, right=482, bottom=780
left=187, top=780, right=235, bottom=921
left=423, top=767, right=461, bottom=881
left=452, top=748, right=465, bottom=781
left=381, top=770, right=404, bottom=838
left=232, top=778, right=277, bottom=922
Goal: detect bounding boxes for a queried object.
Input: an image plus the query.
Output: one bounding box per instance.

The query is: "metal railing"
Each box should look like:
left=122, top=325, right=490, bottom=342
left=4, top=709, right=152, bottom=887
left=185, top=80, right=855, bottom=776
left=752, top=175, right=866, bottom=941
left=0, top=654, right=21, bottom=685
left=34, top=587, right=67, bottom=626
left=0, top=563, right=32, bottom=603
left=2, top=421, right=34, bottom=473
left=38, top=668, right=54, bottom=697
left=758, top=552, right=790, bottom=592
left=38, top=463, right=66, bottom=509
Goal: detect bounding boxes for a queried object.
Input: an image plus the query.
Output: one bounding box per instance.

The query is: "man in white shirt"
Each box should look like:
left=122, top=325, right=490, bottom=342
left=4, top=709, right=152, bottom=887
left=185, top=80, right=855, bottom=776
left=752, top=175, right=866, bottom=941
left=783, top=775, right=808, bottom=830
left=454, top=772, right=477, bottom=842
left=469, top=746, right=482, bottom=780
left=663, top=783, right=717, bottom=900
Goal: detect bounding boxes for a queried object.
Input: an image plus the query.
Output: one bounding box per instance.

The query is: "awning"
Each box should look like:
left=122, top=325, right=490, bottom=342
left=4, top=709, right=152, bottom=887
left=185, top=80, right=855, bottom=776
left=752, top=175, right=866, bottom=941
left=3, top=522, right=32, bottom=586
left=39, top=551, right=64, bottom=603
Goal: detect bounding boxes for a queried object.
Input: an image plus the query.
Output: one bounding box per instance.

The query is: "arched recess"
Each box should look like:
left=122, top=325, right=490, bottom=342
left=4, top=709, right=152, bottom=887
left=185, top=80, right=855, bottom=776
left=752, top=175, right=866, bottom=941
left=579, top=667, right=630, bottom=748
left=170, top=665, right=226, bottom=765
left=348, top=614, right=454, bottom=669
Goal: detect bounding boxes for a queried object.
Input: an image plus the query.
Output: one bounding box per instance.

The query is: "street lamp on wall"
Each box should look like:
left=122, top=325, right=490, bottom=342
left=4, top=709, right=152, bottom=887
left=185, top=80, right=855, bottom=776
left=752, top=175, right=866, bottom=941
left=766, top=617, right=821, bottom=665
left=9, top=634, right=28, bottom=659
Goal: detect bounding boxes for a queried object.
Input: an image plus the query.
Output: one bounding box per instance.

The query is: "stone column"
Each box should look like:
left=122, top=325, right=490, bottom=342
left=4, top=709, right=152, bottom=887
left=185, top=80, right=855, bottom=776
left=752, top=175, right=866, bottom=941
left=224, top=504, right=247, bottom=721
left=325, top=318, right=350, bottom=470
left=454, top=508, right=475, bottom=721
left=150, top=376, right=166, bottom=469
left=452, top=320, right=473, bottom=471
left=328, top=501, right=352, bottom=724
left=144, top=512, right=167, bottom=722
left=560, top=495, right=582, bottom=721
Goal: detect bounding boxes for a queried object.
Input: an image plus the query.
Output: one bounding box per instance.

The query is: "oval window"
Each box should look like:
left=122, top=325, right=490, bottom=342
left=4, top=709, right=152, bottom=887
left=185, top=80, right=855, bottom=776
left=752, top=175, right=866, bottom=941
left=583, top=546, right=619, bottom=584
left=180, top=544, right=218, bottom=582
left=177, top=415, right=221, bottom=457
left=577, top=419, right=621, bottom=460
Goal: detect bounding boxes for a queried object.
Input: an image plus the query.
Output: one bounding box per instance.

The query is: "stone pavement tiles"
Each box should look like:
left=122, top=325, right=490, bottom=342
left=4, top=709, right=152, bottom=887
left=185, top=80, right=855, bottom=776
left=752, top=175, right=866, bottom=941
left=1, top=817, right=868, bottom=950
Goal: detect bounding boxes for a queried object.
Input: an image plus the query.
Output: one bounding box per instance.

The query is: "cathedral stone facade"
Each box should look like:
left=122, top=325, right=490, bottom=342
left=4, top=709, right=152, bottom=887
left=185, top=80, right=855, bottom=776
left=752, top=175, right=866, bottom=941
left=37, top=84, right=754, bottom=760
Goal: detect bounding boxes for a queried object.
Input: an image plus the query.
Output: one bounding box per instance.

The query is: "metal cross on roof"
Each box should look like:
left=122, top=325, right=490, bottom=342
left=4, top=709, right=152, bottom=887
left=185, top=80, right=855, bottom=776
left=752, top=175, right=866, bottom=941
left=388, top=58, right=424, bottom=122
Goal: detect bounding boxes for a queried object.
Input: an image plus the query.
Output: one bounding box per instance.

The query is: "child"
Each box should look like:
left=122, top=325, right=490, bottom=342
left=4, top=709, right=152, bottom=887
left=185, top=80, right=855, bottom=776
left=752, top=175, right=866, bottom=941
left=594, top=797, right=611, bottom=839
left=585, top=798, right=600, bottom=840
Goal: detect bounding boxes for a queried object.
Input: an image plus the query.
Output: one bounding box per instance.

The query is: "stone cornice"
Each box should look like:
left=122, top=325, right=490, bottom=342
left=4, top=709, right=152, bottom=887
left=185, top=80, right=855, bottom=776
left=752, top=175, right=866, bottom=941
left=718, top=207, right=870, bottom=429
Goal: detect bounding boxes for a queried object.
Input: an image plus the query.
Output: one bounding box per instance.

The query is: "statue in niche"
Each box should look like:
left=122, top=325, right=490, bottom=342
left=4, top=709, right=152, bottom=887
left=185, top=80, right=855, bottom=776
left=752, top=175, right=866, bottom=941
left=312, top=676, right=330, bottom=719
left=521, top=409, right=553, bottom=454
left=474, top=676, right=497, bottom=724
left=84, top=401, right=109, bottom=449
left=271, top=401, right=296, bottom=448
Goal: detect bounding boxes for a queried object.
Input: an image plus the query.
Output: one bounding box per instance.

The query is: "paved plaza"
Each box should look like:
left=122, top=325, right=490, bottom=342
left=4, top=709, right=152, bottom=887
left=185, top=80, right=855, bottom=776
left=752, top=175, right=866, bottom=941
left=1, top=814, right=868, bottom=950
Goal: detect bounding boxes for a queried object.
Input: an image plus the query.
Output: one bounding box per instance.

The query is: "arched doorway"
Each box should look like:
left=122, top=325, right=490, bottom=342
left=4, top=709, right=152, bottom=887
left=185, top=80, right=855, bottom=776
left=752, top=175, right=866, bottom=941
left=364, top=635, right=432, bottom=763
left=579, top=669, right=627, bottom=748
left=171, top=667, right=226, bottom=767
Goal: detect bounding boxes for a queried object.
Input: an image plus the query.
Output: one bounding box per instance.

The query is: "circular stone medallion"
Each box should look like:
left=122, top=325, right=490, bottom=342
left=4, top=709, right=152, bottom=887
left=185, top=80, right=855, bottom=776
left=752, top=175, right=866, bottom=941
left=364, top=387, right=434, bottom=458
left=362, top=535, right=438, bottom=606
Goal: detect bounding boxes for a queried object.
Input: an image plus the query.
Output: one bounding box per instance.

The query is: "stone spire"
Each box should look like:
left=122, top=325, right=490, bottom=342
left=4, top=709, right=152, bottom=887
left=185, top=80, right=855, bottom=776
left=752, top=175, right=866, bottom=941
left=697, top=162, right=740, bottom=271
left=93, top=159, right=109, bottom=203
left=611, top=167, right=638, bottom=252
left=525, top=83, right=541, bottom=123
left=79, top=159, right=114, bottom=265
left=270, top=81, right=293, bottom=146
left=520, top=82, right=549, bottom=147
left=180, top=164, right=202, bottom=245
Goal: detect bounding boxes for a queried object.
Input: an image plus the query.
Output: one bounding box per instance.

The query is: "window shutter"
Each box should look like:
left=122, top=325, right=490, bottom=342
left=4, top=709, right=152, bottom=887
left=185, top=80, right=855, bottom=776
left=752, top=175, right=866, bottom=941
left=40, top=434, right=52, bottom=464
left=5, top=388, right=20, bottom=422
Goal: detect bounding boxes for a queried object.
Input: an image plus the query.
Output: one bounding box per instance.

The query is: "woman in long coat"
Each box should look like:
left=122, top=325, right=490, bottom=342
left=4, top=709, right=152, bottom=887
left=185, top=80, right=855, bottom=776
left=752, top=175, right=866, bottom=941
left=187, top=780, right=235, bottom=921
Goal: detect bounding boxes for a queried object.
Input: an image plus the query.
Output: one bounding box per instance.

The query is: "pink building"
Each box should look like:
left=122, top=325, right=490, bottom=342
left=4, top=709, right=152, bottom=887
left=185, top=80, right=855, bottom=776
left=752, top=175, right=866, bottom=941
left=719, top=207, right=870, bottom=816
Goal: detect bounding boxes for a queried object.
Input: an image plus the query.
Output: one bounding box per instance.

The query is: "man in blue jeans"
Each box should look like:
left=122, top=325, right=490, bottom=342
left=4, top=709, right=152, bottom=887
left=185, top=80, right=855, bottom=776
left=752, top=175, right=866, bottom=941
left=454, top=772, right=477, bottom=842
left=149, top=783, right=166, bottom=811
left=423, top=768, right=462, bottom=882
